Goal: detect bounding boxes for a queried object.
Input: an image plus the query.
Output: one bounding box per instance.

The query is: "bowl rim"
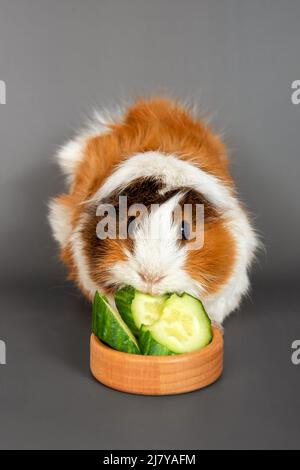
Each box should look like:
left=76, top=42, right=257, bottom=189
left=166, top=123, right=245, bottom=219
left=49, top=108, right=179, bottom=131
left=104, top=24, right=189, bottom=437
left=91, top=326, right=223, bottom=364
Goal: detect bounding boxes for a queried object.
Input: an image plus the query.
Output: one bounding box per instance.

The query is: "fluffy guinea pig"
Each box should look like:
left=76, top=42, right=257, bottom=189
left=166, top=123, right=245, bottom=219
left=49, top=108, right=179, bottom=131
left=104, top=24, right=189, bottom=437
left=48, top=97, right=258, bottom=324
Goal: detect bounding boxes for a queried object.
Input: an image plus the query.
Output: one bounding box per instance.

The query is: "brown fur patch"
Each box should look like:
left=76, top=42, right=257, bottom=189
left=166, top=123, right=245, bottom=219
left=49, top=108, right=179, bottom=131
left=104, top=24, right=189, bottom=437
left=71, top=97, right=233, bottom=205
left=81, top=209, right=132, bottom=295
left=185, top=219, right=236, bottom=295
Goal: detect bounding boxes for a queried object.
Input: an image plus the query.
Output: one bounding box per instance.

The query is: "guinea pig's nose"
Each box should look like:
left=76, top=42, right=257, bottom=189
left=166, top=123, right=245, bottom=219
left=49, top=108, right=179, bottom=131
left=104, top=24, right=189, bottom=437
left=138, top=272, right=165, bottom=285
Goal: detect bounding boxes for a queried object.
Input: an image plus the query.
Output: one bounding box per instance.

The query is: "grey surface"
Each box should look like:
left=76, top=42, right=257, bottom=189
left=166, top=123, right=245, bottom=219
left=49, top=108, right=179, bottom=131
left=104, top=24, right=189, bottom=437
left=0, top=0, right=300, bottom=450
left=0, top=283, right=299, bottom=450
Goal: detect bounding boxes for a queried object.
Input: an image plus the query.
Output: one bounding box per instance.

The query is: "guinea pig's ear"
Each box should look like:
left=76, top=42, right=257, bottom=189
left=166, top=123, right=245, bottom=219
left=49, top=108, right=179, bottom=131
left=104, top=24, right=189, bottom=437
left=48, top=195, right=74, bottom=248
left=55, top=137, right=86, bottom=186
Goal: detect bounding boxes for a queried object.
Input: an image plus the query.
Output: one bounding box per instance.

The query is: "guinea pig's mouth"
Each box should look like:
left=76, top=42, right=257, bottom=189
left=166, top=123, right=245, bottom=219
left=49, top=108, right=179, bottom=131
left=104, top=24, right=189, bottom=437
left=100, top=270, right=199, bottom=298
left=101, top=277, right=168, bottom=297
left=100, top=282, right=173, bottom=300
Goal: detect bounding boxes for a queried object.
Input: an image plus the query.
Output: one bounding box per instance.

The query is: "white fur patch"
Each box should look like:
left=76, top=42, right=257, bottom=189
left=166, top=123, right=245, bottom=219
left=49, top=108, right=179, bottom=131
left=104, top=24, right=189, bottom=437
left=70, top=213, right=99, bottom=298
left=203, top=206, right=258, bottom=323
left=90, top=151, right=235, bottom=211
left=48, top=198, right=73, bottom=247
left=56, top=107, right=125, bottom=185
left=56, top=139, right=85, bottom=185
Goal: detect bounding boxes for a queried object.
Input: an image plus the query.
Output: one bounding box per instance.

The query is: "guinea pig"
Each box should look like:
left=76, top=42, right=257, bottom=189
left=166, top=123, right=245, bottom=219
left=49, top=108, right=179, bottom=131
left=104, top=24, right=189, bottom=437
left=48, top=97, right=258, bottom=324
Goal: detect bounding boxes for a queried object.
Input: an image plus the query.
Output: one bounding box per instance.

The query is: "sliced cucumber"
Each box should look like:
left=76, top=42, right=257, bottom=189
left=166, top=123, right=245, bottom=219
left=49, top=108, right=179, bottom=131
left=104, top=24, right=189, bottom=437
left=114, top=286, right=139, bottom=336
left=140, top=293, right=212, bottom=354
left=115, top=286, right=169, bottom=336
left=92, top=291, right=140, bottom=354
left=139, top=326, right=174, bottom=356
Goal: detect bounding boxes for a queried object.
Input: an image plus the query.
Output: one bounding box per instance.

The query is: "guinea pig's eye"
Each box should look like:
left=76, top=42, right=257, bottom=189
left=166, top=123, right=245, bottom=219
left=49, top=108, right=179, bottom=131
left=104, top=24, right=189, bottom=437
left=180, top=220, right=190, bottom=241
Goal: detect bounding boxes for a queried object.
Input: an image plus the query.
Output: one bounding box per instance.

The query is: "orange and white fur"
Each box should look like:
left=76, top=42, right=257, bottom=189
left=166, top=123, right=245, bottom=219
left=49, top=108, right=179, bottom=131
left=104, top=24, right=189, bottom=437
left=48, top=97, right=257, bottom=324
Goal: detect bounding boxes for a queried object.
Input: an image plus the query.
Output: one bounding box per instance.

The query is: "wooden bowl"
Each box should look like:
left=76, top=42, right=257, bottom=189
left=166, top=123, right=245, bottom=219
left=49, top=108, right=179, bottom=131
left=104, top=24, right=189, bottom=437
left=90, top=327, right=223, bottom=395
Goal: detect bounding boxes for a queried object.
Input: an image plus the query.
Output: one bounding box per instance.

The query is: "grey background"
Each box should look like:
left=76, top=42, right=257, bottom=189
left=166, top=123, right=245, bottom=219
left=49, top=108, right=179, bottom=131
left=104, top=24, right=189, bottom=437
left=0, top=0, right=299, bottom=449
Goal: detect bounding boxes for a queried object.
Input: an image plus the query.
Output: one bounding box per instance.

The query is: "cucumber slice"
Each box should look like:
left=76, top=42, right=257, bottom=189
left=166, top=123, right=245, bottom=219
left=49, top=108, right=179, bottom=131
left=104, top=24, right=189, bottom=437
left=140, top=293, right=212, bottom=354
left=139, top=326, right=174, bottom=356
left=92, top=291, right=140, bottom=354
left=114, top=286, right=139, bottom=336
left=115, top=286, right=169, bottom=336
